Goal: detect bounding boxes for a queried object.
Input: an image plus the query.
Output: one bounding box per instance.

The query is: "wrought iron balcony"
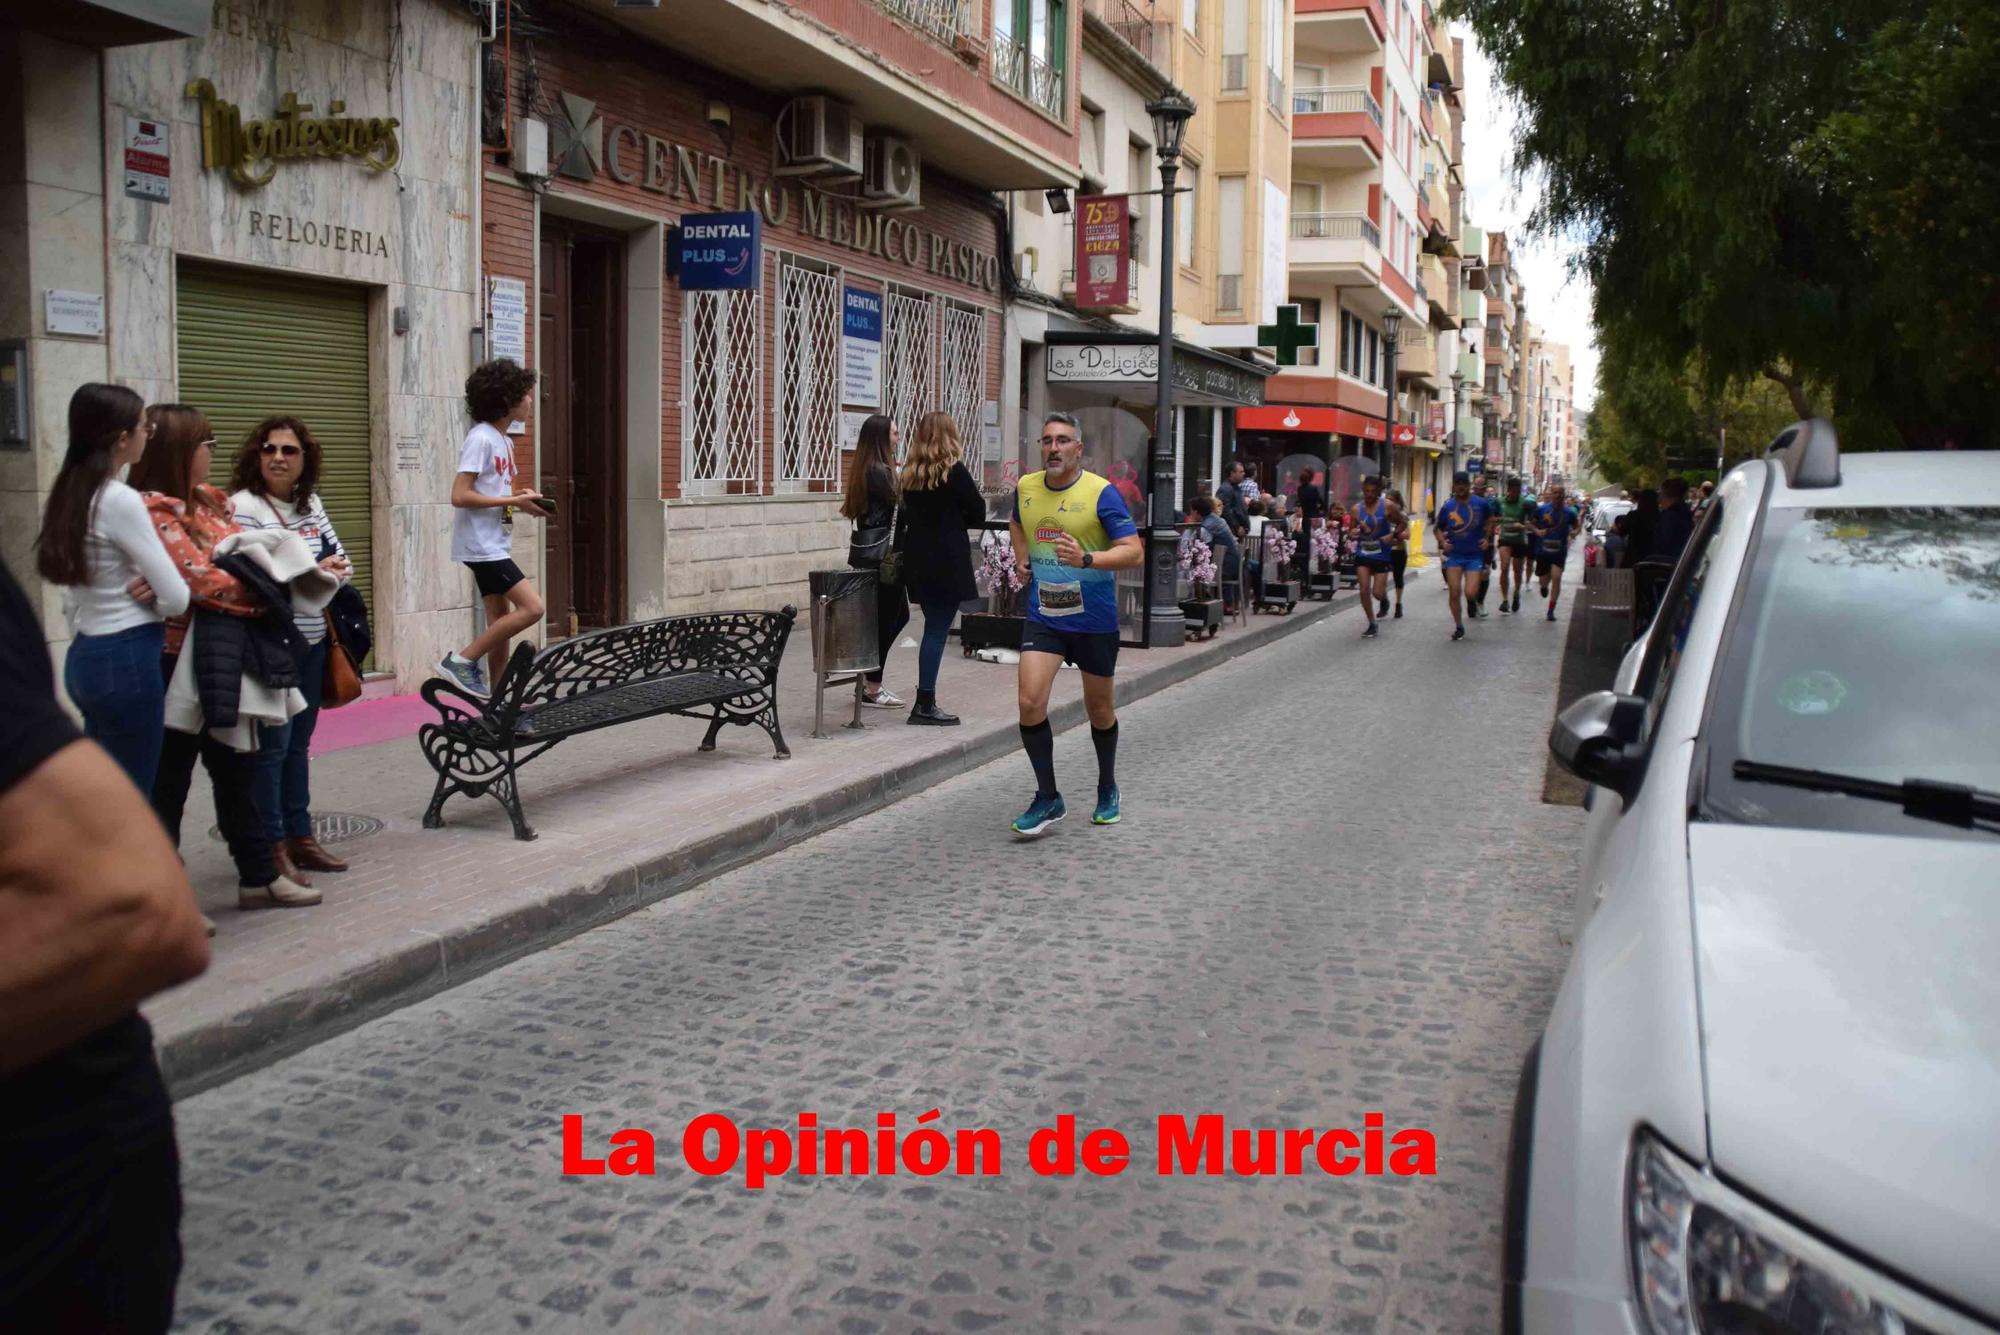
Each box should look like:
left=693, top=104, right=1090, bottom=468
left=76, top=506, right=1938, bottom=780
left=1290, top=211, right=1380, bottom=247
left=1292, top=86, right=1382, bottom=125
left=1085, top=0, right=1157, bottom=61
left=993, top=36, right=1065, bottom=118
left=878, top=0, right=968, bottom=46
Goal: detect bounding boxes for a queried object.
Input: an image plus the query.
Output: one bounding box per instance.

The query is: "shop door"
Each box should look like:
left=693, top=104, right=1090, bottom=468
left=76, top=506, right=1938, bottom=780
left=537, top=223, right=625, bottom=636
left=176, top=262, right=373, bottom=661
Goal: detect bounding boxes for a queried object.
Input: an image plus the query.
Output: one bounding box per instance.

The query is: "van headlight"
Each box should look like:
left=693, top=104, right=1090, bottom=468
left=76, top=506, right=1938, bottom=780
left=1629, top=1132, right=1982, bottom=1334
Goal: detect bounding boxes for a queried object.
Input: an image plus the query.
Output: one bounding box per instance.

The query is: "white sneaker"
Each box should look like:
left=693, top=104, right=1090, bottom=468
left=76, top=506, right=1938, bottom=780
left=239, top=875, right=322, bottom=909
left=861, top=687, right=905, bottom=708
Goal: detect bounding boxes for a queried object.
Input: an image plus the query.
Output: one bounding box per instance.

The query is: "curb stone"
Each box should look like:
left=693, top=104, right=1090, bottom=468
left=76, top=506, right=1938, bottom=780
left=162, top=587, right=1369, bottom=1097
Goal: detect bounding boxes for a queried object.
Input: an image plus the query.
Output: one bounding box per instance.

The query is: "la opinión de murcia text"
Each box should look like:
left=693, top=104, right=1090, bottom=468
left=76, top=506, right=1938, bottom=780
left=563, top=1111, right=1437, bottom=1187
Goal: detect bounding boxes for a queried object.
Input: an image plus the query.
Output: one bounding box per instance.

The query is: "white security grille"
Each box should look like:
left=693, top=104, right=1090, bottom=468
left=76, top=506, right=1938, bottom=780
left=775, top=257, right=842, bottom=490
left=681, top=287, right=763, bottom=494
left=884, top=287, right=937, bottom=459
left=940, top=302, right=987, bottom=478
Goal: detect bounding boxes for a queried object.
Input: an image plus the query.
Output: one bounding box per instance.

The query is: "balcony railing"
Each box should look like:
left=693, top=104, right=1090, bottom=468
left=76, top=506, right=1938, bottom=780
left=1085, top=0, right=1157, bottom=61
left=1217, top=273, right=1243, bottom=313
left=1291, top=211, right=1380, bottom=247
left=993, top=36, right=1065, bottom=118
left=1222, top=53, right=1248, bottom=90
left=878, top=0, right=968, bottom=45
left=1292, top=86, right=1382, bottom=125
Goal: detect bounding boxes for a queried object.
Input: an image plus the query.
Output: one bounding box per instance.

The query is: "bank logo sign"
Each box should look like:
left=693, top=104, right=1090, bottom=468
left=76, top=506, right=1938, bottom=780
left=674, top=212, right=761, bottom=290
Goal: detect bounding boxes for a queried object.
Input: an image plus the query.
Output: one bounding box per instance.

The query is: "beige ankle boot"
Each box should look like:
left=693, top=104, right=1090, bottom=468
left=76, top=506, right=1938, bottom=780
left=239, top=874, right=322, bottom=909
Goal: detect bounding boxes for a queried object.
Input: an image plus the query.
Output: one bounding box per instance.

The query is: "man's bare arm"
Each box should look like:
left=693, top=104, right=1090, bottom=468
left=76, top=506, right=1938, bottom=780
left=0, top=741, right=210, bottom=1075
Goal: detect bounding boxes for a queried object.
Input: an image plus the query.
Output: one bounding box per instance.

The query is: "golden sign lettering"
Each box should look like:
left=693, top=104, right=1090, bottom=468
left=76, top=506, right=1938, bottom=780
left=186, top=80, right=400, bottom=188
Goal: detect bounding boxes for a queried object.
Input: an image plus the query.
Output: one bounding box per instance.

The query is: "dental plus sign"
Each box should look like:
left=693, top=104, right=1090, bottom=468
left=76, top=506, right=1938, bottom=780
left=1258, top=304, right=1319, bottom=366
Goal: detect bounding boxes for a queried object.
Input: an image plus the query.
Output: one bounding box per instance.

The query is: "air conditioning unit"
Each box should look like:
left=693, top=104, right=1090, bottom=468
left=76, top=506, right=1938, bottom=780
left=776, top=96, right=863, bottom=178
left=861, top=134, right=921, bottom=209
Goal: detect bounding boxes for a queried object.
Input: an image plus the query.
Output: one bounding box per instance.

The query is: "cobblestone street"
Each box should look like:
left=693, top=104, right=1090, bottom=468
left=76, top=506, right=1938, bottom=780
left=170, top=591, right=1583, bottom=1334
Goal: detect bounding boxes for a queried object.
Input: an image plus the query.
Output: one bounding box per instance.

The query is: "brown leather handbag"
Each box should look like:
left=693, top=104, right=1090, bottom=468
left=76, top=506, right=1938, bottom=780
left=321, top=614, right=363, bottom=709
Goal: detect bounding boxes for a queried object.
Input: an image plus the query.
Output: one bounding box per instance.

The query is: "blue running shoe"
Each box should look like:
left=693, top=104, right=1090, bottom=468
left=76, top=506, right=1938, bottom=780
left=436, top=653, right=489, bottom=698
left=1091, top=786, right=1121, bottom=825
left=1011, top=793, right=1066, bottom=837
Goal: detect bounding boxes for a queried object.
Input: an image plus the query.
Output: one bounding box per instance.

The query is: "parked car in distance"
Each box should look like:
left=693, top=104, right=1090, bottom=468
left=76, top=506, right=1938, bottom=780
left=1507, top=421, right=2000, bottom=1333
left=1589, top=498, right=1634, bottom=542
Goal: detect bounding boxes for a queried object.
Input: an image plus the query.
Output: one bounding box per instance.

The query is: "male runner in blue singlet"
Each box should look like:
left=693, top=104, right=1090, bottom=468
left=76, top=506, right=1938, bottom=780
left=1351, top=473, right=1405, bottom=639
left=1434, top=472, right=1497, bottom=641
left=1527, top=481, right=1581, bottom=622
left=1007, top=413, right=1145, bottom=836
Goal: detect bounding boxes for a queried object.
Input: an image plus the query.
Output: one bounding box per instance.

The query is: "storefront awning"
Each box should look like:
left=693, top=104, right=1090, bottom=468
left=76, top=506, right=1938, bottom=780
left=1045, top=330, right=1272, bottom=407
left=1235, top=405, right=1386, bottom=440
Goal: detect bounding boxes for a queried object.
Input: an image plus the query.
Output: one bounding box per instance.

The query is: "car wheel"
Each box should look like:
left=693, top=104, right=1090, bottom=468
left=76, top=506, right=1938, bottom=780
left=1502, top=1035, right=1542, bottom=1335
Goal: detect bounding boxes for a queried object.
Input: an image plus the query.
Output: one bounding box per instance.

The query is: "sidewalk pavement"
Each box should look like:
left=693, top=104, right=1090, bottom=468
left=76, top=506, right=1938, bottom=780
left=154, top=586, right=1378, bottom=1096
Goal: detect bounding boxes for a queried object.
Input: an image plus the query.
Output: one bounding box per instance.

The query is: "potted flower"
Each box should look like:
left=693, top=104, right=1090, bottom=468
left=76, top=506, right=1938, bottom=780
left=961, top=530, right=1027, bottom=654
left=1309, top=521, right=1343, bottom=601
left=1177, top=528, right=1225, bottom=639
left=1256, top=527, right=1301, bottom=613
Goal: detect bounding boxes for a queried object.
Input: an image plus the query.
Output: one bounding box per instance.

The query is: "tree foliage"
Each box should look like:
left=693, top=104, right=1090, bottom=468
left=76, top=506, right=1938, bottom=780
left=1451, top=0, right=2000, bottom=449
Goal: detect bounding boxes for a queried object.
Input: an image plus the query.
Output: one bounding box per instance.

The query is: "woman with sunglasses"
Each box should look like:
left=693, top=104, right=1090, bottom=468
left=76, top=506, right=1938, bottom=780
left=229, top=418, right=353, bottom=884
left=130, top=405, right=318, bottom=911
left=34, top=384, right=192, bottom=792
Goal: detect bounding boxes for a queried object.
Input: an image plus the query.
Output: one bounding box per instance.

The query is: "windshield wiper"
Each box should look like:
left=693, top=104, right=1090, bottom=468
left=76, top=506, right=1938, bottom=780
left=1732, top=760, right=2000, bottom=830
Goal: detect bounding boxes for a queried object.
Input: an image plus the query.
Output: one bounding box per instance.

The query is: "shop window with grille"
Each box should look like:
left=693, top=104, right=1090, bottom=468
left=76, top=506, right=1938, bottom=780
left=885, top=286, right=938, bottom=458
left=681, top=285, right=764, bottom=495
left=775, top=255, right=842, bottom=491
left=941, top=301, right=989, bottom=477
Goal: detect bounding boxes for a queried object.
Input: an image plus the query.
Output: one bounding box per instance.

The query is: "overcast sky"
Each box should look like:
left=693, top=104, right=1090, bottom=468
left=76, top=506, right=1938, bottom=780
left=1455, top=30, right=1598, bottom=412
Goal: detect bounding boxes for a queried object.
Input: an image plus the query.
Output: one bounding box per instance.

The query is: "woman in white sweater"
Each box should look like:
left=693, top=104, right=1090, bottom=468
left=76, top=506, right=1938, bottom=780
left=34, top=383, right=190, bottom=792
left=230, top=416, right=354, bottom=882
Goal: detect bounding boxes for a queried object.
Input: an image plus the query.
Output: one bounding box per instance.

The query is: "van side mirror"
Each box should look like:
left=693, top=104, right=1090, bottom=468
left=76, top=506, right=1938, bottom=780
left=1549, top=691, right=1646, bottom=800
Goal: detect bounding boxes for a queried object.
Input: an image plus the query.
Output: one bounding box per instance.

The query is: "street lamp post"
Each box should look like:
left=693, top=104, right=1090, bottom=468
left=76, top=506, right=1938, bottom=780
left=1143, top=90, right=1195, bottom=649
left=1380, top=306, right=1402, bottom=488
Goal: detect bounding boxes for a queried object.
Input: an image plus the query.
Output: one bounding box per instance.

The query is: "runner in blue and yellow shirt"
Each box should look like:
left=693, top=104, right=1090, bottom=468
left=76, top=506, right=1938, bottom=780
left=1007, top=412, right=1144, bottom=837
left=1433, top=471, right=1498, bottom=641
left=1527, top=481, right=1581, bottom=623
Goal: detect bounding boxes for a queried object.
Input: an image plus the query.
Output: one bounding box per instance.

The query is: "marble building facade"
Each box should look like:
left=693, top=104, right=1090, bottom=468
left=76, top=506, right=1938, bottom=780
left=6, top=0, right=483, bottom=688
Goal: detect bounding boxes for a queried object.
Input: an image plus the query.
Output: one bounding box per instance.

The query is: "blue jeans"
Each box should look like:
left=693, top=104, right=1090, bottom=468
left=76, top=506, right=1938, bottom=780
left=64, top=622, right=166, bottom=794
left=255, top=636, right=327, bottom=841
left=915, top=596, right=959, bottom=694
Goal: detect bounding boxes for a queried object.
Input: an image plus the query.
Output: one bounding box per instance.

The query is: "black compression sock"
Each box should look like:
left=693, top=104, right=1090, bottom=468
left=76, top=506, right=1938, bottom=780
left=1021, top=720, right=1057, bottom=799
left=1091, top=722, right=1119, bottom=790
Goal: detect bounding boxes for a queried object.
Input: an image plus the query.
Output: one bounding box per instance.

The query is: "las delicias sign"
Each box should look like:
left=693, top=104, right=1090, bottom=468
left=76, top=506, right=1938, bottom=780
left=186, top=80, right=400, bottom=187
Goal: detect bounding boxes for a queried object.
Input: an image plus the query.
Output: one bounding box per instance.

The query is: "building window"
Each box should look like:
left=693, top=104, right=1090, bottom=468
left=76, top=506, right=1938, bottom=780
left=1263, top=0, right=1285, bottom=113
left=1183, top=0, right=1199, bottom=35
left=1128, top=140, right=1150, bottom=263
left=774, top=255, right=842, bottom=490
left=940, top=301, right=989, bottom=477
left=1367, top=326, right=1381, bottom=386
left=995, top=0, right=1067, bottom=119
left=885, top=285, right=938, bottom=456
left=1218, top=175, right=1245, bottom=312
left=1221, top=0, right=1247, bottom=88
left=1178, top=160, right=1199, bottom=268
left=681, top=286, right=763, bottom=495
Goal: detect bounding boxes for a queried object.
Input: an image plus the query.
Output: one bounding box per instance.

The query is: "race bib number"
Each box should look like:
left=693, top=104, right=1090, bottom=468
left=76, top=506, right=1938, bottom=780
left=1037, top=576, right=1084, bottom=615
left=1541, top=536, right=1564, bottom=555
left=1359, top=539, right=1383, bottom=556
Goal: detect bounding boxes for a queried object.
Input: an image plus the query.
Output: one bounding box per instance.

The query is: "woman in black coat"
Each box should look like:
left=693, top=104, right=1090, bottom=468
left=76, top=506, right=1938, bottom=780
left=841, top=414, right=907, bottom=708
left=896, top=411, right=987, bottom=725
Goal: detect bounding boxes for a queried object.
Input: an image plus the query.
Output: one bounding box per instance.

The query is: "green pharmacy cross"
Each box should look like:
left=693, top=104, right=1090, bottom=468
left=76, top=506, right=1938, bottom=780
left=1258, top=304, right=1319, bottom=366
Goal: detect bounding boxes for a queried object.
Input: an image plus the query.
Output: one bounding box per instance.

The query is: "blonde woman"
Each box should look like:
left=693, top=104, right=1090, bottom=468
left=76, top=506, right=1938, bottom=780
left=895, top=411, right=986, bottom=725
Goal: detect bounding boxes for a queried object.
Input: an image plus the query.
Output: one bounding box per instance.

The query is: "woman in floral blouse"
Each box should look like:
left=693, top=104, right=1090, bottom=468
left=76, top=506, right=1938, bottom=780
left=128, top=404, right=319, bottom=913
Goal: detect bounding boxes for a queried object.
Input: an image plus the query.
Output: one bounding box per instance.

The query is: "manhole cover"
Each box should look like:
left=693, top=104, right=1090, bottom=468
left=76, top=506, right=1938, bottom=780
left=209, top=812, right=384, bottom=845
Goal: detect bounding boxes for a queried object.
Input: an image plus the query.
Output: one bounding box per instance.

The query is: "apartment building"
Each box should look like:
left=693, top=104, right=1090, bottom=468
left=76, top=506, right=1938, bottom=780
left=1234, top=0, right=1459, bottom=513
left=1005, top=0, right=1285, bottom=524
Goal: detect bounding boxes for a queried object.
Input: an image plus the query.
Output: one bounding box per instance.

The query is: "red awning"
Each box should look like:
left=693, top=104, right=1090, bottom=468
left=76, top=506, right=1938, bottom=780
left=1236, top=405, right=1386, bottom=440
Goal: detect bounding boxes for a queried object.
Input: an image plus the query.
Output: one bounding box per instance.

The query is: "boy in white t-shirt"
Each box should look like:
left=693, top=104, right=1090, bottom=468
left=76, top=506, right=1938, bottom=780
left=436, top=359, right=550, bottom=697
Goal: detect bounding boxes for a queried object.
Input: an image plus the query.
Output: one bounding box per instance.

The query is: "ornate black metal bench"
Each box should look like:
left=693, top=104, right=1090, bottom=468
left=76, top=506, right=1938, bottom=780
left=418, top=607, right=797, bottom=840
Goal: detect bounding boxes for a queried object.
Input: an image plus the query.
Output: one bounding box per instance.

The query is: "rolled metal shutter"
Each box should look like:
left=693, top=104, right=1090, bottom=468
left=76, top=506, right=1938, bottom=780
left=176, top=263, right=373, bottom=662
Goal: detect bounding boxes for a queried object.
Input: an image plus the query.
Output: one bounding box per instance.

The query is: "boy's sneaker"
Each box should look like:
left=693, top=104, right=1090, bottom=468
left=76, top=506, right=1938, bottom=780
left=1010, top=793, right=1066, bottom=837
left=437, top=653, right=488, bottom=698
left=1091, top=786, right=1121, bottom=826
